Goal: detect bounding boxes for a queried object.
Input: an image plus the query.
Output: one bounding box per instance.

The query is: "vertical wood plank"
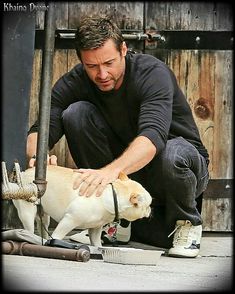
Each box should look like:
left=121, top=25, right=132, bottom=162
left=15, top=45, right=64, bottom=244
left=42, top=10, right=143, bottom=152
left=166, top=2, right=192, bottom=30
left=167, top=50, right=214, bottom=177
left=49, top=50, right=68, bottom=167
left=65, top=49, right=81, bottom=169
left=187, top=2, right=215, bottom=30
left=213, top=51, right=233, bottom=179
left=67, top=49, right=80, bottom=72
left=202, top=198, right=232, bottom=231
left=35, top=2, right=45, bottom=29
left=28, top=50, right=42, bottom=128
left=35, top=2, right=69, bottom=29
left=213, top=2, right=233, bottom=30
left=54, top=2, right=69, bottom=29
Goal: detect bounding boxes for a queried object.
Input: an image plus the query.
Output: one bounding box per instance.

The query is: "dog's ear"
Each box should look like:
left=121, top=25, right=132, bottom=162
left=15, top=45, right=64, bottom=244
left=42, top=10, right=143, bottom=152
left=130, top=193, right=143, bottom=207
left=118, top=172, right=129, bottom=181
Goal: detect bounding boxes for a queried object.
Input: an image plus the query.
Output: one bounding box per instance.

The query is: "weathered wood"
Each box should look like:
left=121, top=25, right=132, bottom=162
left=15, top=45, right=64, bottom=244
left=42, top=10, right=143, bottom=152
left=35, top=2, right=69, bottom=29
left=48, top=50, right=69, bottom=167
left=213, top=2, right=233, bottom=30
left=28, top=50, right=42, bottom=128
left=164, top=50, right=214, bottom=176
left=67, top=2, right=144, bottom=29
left=68, top=49, right=79, bottom=71
left=66, top=49, right=81, bottom=169
left=213, top=51, right=233, bottom=179
left=202, top=198, right=232, bottom=231
left=145, top=2, right=232, bottom=31
left=52, top=49, right=68, bottom=90
left=35, top=2, right=45, bottom=29
left=54, top=2, right=69, bottom=29
left=148, top=48, right=232, bottom=182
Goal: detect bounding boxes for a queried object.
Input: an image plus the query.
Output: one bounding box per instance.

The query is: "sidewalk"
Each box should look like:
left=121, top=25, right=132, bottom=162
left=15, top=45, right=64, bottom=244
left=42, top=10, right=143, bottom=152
left=2, top=232, right=233, bottom=292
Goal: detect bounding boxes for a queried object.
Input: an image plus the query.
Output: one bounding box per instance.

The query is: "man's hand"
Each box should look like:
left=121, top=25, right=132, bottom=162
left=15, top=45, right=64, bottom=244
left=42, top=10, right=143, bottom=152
left=73, top=168, right=120, bottom=197
left=28, top=154, right=58, bottom=168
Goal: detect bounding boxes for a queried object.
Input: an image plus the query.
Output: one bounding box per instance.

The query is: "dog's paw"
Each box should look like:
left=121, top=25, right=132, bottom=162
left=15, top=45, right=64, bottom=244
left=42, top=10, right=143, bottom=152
left=69, top=230, right=91, bottom=245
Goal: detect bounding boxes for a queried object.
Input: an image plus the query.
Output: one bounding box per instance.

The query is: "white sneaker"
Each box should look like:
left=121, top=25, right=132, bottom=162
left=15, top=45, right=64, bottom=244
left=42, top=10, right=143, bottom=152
left=168, top=220, right=202, bottom=258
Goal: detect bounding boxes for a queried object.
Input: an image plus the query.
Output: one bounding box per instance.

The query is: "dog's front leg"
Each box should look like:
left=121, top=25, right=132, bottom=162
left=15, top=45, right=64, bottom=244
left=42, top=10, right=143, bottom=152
left=51, top=213, right=77, bottom=240
left=88, top=227, right=103, bottom=247
left=12, top=200, right=37, bottom=233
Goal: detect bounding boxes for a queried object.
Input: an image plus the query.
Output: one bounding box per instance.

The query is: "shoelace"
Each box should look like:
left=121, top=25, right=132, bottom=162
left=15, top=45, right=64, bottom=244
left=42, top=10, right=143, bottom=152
left=168, top=223, right=191, bottom=246
left=168, top=224, right=180, bottom=238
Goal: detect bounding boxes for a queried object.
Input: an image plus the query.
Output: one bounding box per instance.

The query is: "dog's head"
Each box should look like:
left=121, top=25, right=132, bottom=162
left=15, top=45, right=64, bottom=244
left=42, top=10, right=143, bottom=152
left=103, top=172, right=152, bottom=222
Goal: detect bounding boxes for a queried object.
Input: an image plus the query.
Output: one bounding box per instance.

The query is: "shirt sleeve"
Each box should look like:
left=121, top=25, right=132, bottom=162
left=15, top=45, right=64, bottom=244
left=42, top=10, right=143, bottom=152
left=28, top=64, right=84, bottom=150
left=28, top=120, right=39, bottom=134
left=137, top=65, right=174, bottom=153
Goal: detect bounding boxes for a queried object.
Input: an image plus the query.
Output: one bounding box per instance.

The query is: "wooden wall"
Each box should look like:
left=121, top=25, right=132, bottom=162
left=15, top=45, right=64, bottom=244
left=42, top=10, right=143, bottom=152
left=11, top=2, right=234, bottom=232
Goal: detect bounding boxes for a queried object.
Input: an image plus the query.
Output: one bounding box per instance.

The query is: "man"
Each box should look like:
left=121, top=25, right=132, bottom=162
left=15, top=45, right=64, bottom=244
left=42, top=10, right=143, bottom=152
left=27, top=17, right=209, bottom=257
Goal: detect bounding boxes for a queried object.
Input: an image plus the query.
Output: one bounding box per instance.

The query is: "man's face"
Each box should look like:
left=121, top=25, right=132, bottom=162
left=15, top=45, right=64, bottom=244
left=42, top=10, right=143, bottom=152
left=80, top=39, right=127, bottom=92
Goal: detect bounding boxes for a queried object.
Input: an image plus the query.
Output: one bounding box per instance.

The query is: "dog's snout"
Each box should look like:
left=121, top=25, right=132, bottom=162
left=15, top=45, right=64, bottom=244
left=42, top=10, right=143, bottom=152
left=145, top=206, right=152, bottom=217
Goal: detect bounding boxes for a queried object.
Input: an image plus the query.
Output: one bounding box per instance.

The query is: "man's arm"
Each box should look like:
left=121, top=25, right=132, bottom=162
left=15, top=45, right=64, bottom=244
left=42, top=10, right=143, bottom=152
left=26, top=132, right=57, bottom=167
left=73, top=135, right=157, bottom=197
left=26, top=132, right=38, bottom=167
left=107, top=135, right=156, bottom=175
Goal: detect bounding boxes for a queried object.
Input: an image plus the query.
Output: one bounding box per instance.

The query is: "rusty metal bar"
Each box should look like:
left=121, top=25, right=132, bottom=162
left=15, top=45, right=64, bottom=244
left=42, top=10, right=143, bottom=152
left=35, top=29, right=233, bottom=50
left=34, top=2, right=56, bottom=197
left=57, top=31, right=164, bottom=41
left=2, top=241, right=90, bottom=262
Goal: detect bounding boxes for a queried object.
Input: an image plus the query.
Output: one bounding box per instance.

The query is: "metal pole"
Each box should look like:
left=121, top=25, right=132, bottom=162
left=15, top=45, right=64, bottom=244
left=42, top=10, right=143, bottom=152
left=34, top=2, right=55, bottom=196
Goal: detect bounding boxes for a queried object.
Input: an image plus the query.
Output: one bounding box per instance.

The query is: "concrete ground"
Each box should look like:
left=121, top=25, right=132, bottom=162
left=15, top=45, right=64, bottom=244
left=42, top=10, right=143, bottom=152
left=2, top=232, right=233, bottom=292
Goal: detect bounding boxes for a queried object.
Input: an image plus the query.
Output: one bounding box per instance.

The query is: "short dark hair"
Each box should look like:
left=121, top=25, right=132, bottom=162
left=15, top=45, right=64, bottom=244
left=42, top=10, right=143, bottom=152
left=75, top=17, right=124, bottom=60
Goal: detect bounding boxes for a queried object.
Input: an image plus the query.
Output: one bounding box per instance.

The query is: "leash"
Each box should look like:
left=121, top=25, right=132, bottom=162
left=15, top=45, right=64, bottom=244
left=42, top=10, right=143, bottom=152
left=37, top=200, right=53, bottom=245
left=111, top=183, right=119, bottom=223
left=105, top=183, right=120, bottom=246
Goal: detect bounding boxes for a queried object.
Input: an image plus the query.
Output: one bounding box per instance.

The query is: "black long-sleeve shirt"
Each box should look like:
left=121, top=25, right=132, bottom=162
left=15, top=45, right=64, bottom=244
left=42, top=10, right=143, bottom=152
left=29, top=51, right=209, bottom=159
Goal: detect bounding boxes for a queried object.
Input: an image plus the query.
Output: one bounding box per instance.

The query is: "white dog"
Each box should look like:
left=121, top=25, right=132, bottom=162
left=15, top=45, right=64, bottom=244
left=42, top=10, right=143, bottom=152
left=12, top=165, right=152, bottom=247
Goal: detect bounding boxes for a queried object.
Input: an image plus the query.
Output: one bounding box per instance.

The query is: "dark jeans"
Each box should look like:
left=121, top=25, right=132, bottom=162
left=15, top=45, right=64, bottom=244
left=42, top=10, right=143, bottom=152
left=62, top=101, right=209, bottom=248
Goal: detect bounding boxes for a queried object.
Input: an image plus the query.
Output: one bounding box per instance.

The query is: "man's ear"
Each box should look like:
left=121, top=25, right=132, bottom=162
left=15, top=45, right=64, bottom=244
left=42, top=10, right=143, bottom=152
left=121, top=41, right=128, bottom=57
left=118, top=172, right=129, bottom=181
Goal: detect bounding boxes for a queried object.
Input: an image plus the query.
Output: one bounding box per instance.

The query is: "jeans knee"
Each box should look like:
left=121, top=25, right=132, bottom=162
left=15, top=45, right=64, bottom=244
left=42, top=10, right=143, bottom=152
left=62, top=101, right=99, bottom=134
left=62, top=101, right=96, bottom=124
left=161, top=139, right=192, bottom=178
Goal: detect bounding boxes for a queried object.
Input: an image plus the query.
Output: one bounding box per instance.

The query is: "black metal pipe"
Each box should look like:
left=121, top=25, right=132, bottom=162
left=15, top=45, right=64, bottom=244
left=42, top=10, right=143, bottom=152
left=34, top=3, right=55, bottom=196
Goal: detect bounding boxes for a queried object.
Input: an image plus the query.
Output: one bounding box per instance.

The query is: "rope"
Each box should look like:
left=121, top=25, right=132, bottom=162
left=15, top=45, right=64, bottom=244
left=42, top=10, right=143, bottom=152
left=1, top=161, right=38, bottom=203
left=2, top=183, right=38, bottom=202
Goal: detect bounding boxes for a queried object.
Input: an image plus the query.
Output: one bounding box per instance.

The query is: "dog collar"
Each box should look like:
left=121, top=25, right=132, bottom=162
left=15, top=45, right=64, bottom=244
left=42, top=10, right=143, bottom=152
left=111, top=183, right=119, bottom=223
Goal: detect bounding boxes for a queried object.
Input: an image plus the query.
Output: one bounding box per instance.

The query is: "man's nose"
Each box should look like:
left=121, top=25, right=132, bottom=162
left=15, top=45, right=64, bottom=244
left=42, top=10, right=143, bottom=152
left=97, top=66, right=108, bottom=79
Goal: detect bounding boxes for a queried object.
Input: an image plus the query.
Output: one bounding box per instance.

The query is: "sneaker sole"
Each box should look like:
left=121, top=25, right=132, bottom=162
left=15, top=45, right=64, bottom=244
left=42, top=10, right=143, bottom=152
left=168, top=250, right=199, bottom=258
